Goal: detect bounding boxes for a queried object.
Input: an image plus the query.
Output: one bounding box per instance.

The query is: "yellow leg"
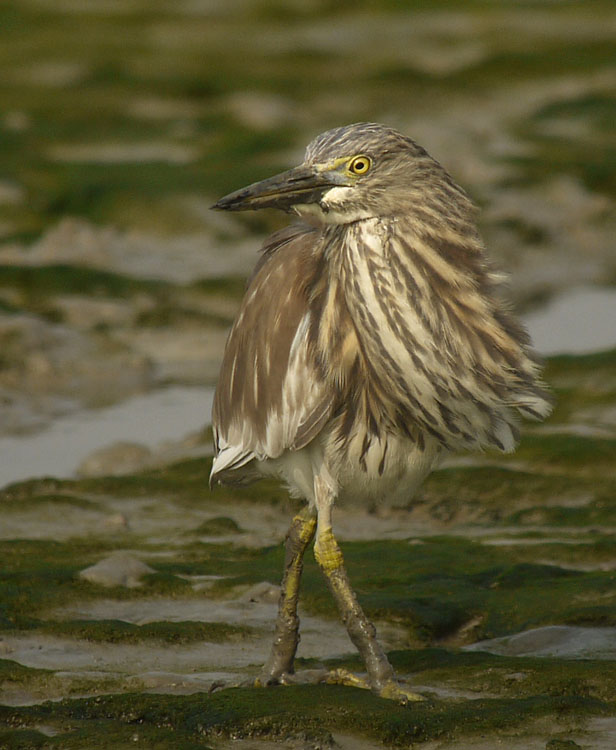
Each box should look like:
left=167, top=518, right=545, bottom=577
left=313, top=477, right=423, bottom=703
left=256, top=506, right=316, bottom=685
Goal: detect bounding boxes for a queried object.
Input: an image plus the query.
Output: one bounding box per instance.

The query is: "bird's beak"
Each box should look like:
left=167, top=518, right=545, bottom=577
left=212, top=164, right=349, bottom=212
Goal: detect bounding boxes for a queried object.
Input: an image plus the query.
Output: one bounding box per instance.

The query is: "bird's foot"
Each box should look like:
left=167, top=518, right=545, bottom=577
left=253, top=667, right=424, bottom=703
left=256, top=667, right=336, bottom=687
left=205, top=674, right=295, bottom=694
left=254, top=669, right=296, bottom=687
left=324, top=667, right=369, bottom=690
left=377, top=679, right=425, bottom=704
left=325, top=668, right=424, bottom=704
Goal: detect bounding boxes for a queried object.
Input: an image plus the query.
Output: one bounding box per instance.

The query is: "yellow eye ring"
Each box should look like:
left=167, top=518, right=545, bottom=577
left=348, top=155, right=372, bottom=175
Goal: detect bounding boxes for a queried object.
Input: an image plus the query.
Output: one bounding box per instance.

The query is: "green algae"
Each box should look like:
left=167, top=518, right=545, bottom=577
left=1, top=0, right=613, bottom=238
left=43, top=619, right=252, bottom=645
left=513, top=537, right=616, bottom=569
left=0, top=658, right=52, bottom=685
left=0, top=265, right=238, bottom=329
left=193, top=517, right=243, bottom=536
left=2, top=475, right=615, bottom=646
left=0, top=659, right=121, bottom=708
left=334, top=648, right=616, bottom=703
left=0, top=539, right=251, bottom=642
left=134, top=305, right=232, bottom=329
left=312, top=539, right=616, bottom=643
left=0, top=265, right=166, bottom=300
left=0, top=457, right=292, bottom=509
left=2, top=493, right=101, bottom=512
left=533, top=93, right=616, bottom=136
left=511, top=434, right=616, bottom=476
left=546, top=740, right=582, bottom=750
left=190, top=277, right=247, bottom=300
left=1, top=539, right=96, bottom=629
left=0, top=686, right=610, bottom=749
left=544, top=348, right=616, bottom=424
left=0, top=537, right=185, bottom=630
left=0, top=723, right=211, bottom=750
left=2, top=453, right=616, bottom=741
left=547, top=347, right=616, bottom=378
left=418, top=465, right=616, bottom=525
left=163, top=536, right=616, bottom=645
left=7, top=648, right=613, bottom=745
left=508, top=499, right=616, bottom=528
left=512, top=89, right=616, bottom=198
left=13, top=429, right=615, bottom=532
left=0, top=729, right=52, bottom=749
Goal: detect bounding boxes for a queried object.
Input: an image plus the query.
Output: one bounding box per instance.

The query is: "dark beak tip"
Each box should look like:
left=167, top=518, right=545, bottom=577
left=211, top=165, right=334, bottom=213
left=211, top=197, right=237, bottom=211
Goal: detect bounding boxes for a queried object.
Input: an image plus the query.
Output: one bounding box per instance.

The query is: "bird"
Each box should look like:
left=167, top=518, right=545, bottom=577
left=210, top=122, right=551, bottom=702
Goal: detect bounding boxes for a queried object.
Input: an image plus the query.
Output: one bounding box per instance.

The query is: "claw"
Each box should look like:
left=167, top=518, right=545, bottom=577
left=255, top=671, right=296, bottom=687
left=377, top=680, right=425, bottom=704
left=324, top=668, right=424, bottom=703
left=324, top=667, right=371, bottom=690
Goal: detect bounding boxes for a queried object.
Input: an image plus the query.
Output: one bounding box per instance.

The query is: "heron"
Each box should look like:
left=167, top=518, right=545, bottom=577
left=210, top=122, right=551, bottom=702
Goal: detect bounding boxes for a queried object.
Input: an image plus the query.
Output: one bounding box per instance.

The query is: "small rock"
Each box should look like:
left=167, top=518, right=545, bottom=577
left=4, top=110, right=31, bottom=131
left=54, top=296, right=136, bottom=331
left=195, top=516, right=242, bottom=536
left=0, top=313, right=153, bottom=409
left=104, top=513, right=130, bottom=530
left=546, top=740, right=582, bottom=750
left=504, top=672, right=528, bottom=682
left=48, top=141, right=201, bottom=165
left=239, top=581, right=280, bottom=604
left=0, top=180, right=24, bottom=206
left=76, top=441, right=153, bottom=477
left=78, top=552, right=155, bottom=588
left=465, top=625, right=616, bottom=660
left=137, top=671, right=188, bottom=688
left=223, top=91, right=295, bottom=131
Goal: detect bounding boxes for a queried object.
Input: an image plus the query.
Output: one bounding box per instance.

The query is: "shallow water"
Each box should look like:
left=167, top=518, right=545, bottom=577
left=523, top=285, right=616, bottom=355
left=466, top=625, right=616, bottom=660
left=0, top=386, right=214, bottom=489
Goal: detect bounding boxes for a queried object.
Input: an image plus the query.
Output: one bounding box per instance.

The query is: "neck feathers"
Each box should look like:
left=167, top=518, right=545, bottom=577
left=312, top=215, right=550, bottom=452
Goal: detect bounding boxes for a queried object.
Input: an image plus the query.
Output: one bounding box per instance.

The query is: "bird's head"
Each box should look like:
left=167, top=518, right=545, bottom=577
left=212, top=122, right=459, bottom=225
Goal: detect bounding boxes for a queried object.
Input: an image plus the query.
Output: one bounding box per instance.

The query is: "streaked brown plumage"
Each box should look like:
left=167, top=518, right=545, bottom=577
left=210, top=123, right=551, bottom=701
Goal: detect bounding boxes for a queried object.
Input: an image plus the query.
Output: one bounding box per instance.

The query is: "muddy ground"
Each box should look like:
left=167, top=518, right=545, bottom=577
left=1, top=1, right=616, bottom=749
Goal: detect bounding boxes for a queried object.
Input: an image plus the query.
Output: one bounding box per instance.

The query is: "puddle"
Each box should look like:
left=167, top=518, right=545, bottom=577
left=523, top=285, right=616, bottom=355
left=465, top=625, right=616, bottom=660
left=0, top=596, right=405, bottom=687
left=50, top=596, right=409, bottom=664
left=0, top=632, right=265, bottom=673
left=0, top=385, right=214, bottom=489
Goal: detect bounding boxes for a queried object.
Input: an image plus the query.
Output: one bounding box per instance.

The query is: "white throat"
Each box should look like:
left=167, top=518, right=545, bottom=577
left=294, top=186, right=376, bottom=225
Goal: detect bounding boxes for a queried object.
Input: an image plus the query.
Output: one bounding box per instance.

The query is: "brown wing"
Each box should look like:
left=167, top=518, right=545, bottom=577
left=211, top=224, right=333, bottom=484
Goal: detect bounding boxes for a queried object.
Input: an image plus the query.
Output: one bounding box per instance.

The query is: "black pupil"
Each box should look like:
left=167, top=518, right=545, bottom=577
left=354, top=160, right=365, bottom=171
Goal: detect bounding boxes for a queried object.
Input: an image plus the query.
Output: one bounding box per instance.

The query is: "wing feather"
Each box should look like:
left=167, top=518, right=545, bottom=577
left=211, top=224, right=332, bottom=484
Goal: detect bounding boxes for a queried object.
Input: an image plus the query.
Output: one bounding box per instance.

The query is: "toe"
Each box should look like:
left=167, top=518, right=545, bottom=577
left=255, top=671, right=296, bottom=687
left=324, top=667, right=371, bottom=690
left=378, top=680, right=425, bottom=704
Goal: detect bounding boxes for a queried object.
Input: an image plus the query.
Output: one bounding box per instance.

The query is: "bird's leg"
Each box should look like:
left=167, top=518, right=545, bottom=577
left=256, top=505, right=317, bottom=686
left=312, top=476, right=423, bottom=703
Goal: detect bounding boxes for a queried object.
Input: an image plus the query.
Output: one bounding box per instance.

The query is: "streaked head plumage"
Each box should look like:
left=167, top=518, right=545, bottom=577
left=213, top=122, right=470, bottom=226
left=304, top=122, right=426, bottom=165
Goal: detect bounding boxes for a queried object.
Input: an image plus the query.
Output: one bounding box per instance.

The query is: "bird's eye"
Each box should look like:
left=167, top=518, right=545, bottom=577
left=348, top=155, right=372, bottom=175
